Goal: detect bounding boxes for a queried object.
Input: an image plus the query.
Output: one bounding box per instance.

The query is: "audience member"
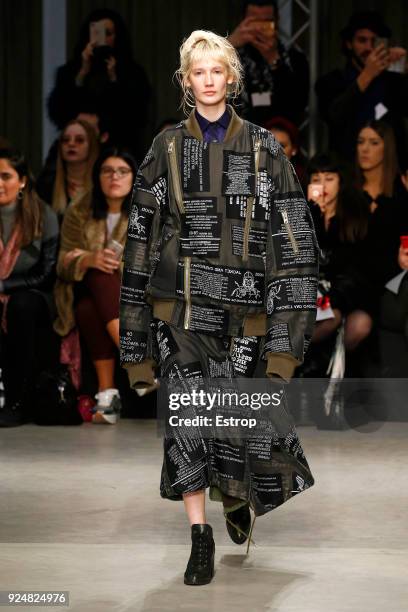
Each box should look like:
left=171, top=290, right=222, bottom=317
left=0, top=149, right=59, bottom=427
left=47, top=8, right=152, bottom=162
left=355, top=120, right=408, bottom=307
left=36, top=119, right=99, bottom=217
left=54, top=148, right=137, bottom=424
left=380, top=235, right=408, bottom=344
left=315, top=10, right=408, bottom=163
left=228, top=0, right=309, bottom=126
left=307, top=153, right=371, bottom=352
left=264, top=115, right=307, bottom=188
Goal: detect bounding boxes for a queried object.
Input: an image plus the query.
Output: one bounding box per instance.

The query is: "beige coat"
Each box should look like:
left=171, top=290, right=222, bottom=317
left=54, top=193, right=128, bottom=336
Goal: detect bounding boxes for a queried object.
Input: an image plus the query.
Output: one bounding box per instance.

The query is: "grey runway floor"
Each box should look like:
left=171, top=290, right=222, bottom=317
left=1, top=419, right=407, bottom=612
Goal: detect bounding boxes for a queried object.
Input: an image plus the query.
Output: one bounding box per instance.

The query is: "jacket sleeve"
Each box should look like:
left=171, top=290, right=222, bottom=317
left=264, top=151, right=319, bottom=381
left=3, top=204, right=59, bottom=294
left=119, top=140, right=164, bottom=388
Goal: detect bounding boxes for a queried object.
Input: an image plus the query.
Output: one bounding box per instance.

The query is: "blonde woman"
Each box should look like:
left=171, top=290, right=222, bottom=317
left=37, top=119, right=99, bottom=217
left=120, top=30, right=318, bottom=586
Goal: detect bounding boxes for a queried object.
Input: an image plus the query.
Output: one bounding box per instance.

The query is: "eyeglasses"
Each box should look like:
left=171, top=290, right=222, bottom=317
left=100, top=166, right=132, bottom=178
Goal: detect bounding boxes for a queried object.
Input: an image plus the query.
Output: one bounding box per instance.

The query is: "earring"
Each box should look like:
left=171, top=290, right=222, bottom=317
left=17, top=187, right=25, bottom=200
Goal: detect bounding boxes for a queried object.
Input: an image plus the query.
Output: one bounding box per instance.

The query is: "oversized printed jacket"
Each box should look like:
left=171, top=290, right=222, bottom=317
left=119, top=105, right=318, bottom=387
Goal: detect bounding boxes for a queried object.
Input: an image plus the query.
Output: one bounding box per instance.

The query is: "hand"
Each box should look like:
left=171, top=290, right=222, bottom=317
left=228, top=16, right=262, bottom=48
left=79, top=41, right=95, bottom=77
left=62, top=248, right=86, bottom=269
left=106, top=56, right=117, bottom=82
left=251, top=27, right=278, bottom=60
left=359, top=44, right=390, bottom=88
left=398, top=245, right=408, bottom=270
left=87, top=249, right=120, bottom=274
left=389, top=46, right=407, bottom=64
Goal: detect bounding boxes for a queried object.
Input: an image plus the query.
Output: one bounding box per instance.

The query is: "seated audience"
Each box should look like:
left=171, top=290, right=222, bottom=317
left=36, top=119, right=99, bottom=217
left=354, top=120, right=408, bottom=345
left=315, top=10, right=408, bottom=164
left=379, top=237, right=408, bottom=344
left=54, top=148, right=137, bottom=424
left=265, top=115, right=307, bottom=188
left=229, top=0, right=309, bottom=126
left=0, top=149, right=59, bottom=427
left=307, top=153, right=371, bottom=354
left=47, top=8, right=152, bottom=163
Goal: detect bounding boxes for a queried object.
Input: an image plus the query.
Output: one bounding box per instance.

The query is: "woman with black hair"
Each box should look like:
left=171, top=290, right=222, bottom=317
left=47, top=9, right=152, bottom=162
left=54, top=148, right=137, bottom=423
left=0, top=149, right=59, bottom=427
left=307, top=152, right=372, bottom=352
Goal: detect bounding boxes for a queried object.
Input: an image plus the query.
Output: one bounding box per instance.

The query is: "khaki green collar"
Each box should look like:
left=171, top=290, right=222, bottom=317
left=184, top=104, right=244, bottom=142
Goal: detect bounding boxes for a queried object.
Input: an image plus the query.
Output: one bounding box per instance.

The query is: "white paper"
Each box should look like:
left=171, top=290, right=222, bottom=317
left=251, top=91, right=272, bottom=107
left=375, top=102, right=388, bottom=120
left=385, top=270, right=407, bottom=294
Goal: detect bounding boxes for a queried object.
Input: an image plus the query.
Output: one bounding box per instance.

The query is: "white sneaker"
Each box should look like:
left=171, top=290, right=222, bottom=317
left=92, top=388, right=121, bottom=425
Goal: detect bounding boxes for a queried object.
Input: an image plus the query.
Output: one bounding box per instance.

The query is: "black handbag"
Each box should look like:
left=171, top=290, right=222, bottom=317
left=34, top=365, right=82, bottom=426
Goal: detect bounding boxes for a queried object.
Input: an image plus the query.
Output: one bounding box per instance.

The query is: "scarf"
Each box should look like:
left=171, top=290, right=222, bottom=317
left=0, top=225, right=22, bottom=332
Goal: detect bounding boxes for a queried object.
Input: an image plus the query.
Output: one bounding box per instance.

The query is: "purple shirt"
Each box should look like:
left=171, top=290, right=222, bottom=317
left=195, top=108, right=231, bottom=143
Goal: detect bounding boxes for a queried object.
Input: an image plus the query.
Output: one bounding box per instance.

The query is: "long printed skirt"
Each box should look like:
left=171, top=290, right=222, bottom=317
left=154, top=319, right=314, bottom=517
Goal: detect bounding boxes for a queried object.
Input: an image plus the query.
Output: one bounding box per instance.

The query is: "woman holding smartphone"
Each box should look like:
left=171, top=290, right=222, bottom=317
left=307, top=153, right=371, bottom=353
left=47, top=9, right=152, bottom=163
left=54, top=148, right=137, bottom=423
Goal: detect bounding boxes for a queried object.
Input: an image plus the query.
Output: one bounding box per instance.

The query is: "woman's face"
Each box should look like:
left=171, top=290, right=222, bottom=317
left=270, top=128, right=296, bottom=159
left=357, top=127, right=385, bottom=171
left=186, top=58, right=233, bottom=110
left=101, top=19, right=116, bottom=47
left=310, top=171, right=340, bottom=206
left=99, top=156, right=133, bottom=200
left=61, top=124, right=90, bottom=164
left=0, top=159, right=26, bottom=207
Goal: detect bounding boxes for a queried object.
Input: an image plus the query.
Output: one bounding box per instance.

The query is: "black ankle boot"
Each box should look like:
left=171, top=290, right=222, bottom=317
left=184, top=524, right=215, bottom=586
left=224, top=503, right=251, bottom=545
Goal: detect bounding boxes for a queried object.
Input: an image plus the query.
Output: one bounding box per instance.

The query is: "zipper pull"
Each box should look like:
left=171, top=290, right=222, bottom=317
left=281, top=210, right=299, bottom=254
left=167, top=140, right=174, bottom=154
left=254, top=140, right=261, bottom=152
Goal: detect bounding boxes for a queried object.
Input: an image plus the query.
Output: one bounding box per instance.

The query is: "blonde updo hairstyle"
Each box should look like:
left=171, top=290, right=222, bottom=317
left=175, top=30, right=243, bottom=115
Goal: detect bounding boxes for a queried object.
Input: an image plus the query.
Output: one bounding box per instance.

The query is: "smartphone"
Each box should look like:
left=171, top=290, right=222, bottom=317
left=90, top=21, right=106, bottom=47
left=374, top=36, right=389, bottom=50
left=106, top=239, right=124, bottom=261
left=400, top=236, right=408, bottom=249
left=252, top=20, right=275, bottom=36
left=307, top=183, right=324, bottom=202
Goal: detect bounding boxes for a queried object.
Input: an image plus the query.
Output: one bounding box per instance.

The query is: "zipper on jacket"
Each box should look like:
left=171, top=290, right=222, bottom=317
left=242, top=139, right=261, bottom=262
left=167, top=137, right=191, bottom=329
left=281, top=210, right=299, bottom=254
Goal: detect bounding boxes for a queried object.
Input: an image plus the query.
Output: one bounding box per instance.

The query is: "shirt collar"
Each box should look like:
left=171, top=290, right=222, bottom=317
left=195, top=107, right=231, bottom=132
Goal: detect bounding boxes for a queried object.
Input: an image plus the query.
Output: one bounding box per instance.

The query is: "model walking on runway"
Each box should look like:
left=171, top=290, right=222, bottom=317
left=120, top=30, right=318, bottom=586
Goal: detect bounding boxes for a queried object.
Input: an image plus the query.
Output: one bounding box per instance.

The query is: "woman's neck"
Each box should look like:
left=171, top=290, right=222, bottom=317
left=66, top=161, right=87, bottom=182
left=106, top=198, right=124, bottom=214
left=195, top=100, right=227, bottom=123
left=0, top=200, right=18, bottom=214
left=362, top=166, right=384, bottom=199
